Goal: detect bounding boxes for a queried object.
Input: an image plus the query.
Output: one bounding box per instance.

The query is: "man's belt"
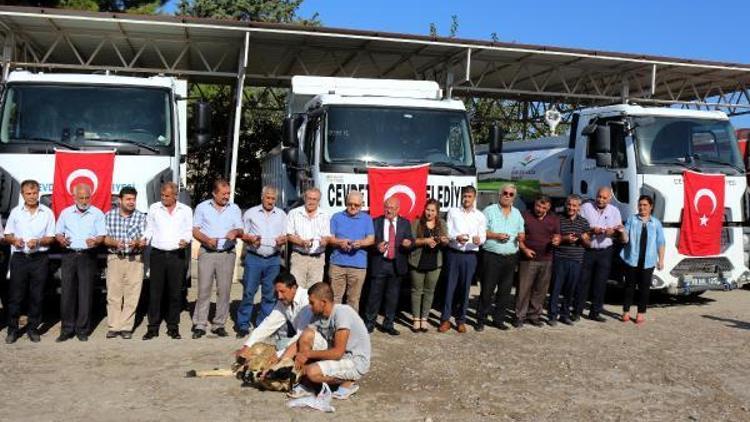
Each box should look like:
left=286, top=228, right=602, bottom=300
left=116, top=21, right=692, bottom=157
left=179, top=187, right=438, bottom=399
left=14, top=251, right=46, bottom=258
left=205, top=247, right=235, bottom=253
left=293, top=250, right=324, bottom=257
left=67, top=248, right=95, bottom=255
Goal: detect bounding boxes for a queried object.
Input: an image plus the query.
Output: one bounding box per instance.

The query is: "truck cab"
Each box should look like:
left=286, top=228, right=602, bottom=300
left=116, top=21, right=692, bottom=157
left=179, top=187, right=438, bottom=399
left=263, top=76, right=478, bottom=213
left=0, top=70, right=188, bottom=216
left=478, top=104, right=750, bottom=295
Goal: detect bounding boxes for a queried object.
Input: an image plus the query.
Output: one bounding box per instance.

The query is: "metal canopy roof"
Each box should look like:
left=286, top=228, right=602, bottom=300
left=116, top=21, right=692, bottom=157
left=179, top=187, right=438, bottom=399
left=2, top=6, right=750, bottom=113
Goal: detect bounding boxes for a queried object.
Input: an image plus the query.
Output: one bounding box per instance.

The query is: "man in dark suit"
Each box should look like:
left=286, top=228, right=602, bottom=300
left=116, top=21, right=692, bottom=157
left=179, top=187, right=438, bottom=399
left=365, top=196, right=413, bottom=336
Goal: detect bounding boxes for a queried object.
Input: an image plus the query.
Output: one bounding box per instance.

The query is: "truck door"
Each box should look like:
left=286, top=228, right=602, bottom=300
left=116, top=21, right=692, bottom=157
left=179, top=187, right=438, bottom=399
left=573, top=116, right=636, bottom=216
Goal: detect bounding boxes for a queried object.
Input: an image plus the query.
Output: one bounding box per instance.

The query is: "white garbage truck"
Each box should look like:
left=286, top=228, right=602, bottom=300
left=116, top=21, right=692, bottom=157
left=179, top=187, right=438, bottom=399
left=476, top=104, right=750, bottom=295
left=0, top=70, right=208, bottom=288
left=0, top=70, right=195, bottom=213
left=262, top=76, right=482, bottom=212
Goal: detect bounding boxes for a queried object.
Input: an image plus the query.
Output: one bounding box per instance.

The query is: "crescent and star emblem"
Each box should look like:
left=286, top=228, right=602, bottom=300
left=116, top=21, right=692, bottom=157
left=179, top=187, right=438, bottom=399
left=66, top=168, right=99, bottom=195
left=693, top=188, right=718, bottom=227
left=384, top=184, right=416, bottom=213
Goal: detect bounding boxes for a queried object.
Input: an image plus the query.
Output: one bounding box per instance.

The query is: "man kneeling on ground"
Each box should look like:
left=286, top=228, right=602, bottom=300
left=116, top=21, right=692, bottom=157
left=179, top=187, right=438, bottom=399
left=236, top=272, right=312, bottom=354
left=277, top=282, right=371, bottom=400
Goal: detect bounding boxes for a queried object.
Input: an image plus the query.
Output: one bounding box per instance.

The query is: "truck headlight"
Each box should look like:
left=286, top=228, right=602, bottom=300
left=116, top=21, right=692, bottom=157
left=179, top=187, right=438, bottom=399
left=650, top=274, right=666, bottom=289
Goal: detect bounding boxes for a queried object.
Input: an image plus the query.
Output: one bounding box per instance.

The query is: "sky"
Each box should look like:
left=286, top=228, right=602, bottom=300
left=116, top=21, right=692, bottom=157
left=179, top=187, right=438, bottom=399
left=165, top=0, right=750, bottom=125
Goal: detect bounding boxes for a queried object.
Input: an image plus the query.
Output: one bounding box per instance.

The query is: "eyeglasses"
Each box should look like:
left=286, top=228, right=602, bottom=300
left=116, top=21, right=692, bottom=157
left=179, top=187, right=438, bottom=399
left=501, top=191, right=515, bottom=197
left=346, top=202, right=362, bottom=208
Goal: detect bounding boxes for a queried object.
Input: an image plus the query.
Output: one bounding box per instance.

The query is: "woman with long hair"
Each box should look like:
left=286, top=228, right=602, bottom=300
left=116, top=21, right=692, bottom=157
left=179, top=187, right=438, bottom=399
left=408, top=199, right=449, bottom=332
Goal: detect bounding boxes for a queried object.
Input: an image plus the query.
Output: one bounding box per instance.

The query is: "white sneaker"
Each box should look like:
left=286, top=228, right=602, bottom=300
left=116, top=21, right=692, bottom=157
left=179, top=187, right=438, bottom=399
left=332, top=384, right=359, bottom=400
left=287, top=383, right=315, bottom=399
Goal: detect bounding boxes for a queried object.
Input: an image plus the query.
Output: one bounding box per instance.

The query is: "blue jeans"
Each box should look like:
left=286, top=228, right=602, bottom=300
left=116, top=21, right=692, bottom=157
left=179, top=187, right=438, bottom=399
left=237, top=253, right=280, bottom=330
left=549, top=257, right=581, bottom=320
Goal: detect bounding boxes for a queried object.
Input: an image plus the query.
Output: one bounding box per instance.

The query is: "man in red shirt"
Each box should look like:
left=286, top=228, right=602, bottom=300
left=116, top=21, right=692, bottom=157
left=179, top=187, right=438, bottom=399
left=516, top=195, right=560, bottom=327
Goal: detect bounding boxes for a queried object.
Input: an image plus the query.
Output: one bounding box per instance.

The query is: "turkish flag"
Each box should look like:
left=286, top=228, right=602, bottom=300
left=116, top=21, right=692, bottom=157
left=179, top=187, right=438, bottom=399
left=52, top=150, right=115, bottom=217
left=367, top=164, right=429, bottom=220
left=678, top=170, right=725, bottom=256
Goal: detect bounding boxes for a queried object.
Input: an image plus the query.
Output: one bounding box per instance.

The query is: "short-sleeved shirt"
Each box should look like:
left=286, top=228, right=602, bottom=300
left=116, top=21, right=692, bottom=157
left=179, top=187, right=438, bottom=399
left=330, top=211, right=374, bottom=269
left=4, top=204, right=56, bottom=253
left=521, top=211, right=560, bottom=261
left=309, top=304, right=371, bottom=375
left=286, top=206, right=331, bottom=255
left=580, top=202, right=622, bottom=249
left=555, top=214, right=590, bottom=262
left=483, top=204, right=524, bottom=255
left=55, top=205, right=106, bottom=250
left=105, top=208, right=147, bottom=254
left=243, top=205, right=287, bottom=257
left=193, top=199, right=243, bottom=251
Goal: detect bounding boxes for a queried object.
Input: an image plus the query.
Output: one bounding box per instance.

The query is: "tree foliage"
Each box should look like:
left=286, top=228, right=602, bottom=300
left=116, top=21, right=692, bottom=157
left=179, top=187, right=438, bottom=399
left=177, top=0, right=319, bottom=208
left=0, top=0, right=167, bottom=13
left=176, top=0, right=319, bottom=25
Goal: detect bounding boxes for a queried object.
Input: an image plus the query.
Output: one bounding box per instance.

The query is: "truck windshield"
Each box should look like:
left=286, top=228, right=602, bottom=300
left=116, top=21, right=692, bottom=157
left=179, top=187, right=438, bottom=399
left=0, top=84, right=172, bottom=152
left=323, top=106, right=474, bottom=168
left=634, top=116, right=743, bottom=171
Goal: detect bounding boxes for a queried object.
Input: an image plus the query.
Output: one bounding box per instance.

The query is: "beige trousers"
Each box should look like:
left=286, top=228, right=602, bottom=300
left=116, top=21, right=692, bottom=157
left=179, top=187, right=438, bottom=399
left=105, top=254, right=144, bottom=332
left=329, top=264, right=366, bottom=312
left=290, top=252, right=325, bottom=288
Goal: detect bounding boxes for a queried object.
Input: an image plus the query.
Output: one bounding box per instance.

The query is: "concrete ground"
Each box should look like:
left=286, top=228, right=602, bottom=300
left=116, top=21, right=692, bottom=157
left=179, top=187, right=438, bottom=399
left=1, top=278, right=750, bottom=421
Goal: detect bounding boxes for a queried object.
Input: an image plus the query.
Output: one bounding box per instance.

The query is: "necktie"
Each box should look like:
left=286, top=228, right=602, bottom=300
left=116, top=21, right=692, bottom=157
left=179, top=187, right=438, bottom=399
left=387, top=220, right=396, bottom=259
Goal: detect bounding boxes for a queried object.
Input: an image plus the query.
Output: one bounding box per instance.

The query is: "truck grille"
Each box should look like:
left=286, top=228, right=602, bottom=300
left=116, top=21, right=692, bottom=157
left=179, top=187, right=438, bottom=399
left=670, top=257, right=733, bottom=277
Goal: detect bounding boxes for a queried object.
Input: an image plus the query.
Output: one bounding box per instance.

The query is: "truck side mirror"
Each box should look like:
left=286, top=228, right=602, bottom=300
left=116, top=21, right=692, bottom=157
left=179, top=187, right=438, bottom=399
left=488, top=124, right=504, bottom=153
left=487, top=153, right=503, bottom=169
left=282, top=115, right=304, bottom=147
left=282, top=147, right=300, bottom=166
left=592, top=125, right=612, bottom=167
left=193, top=101, right=212, bottom=147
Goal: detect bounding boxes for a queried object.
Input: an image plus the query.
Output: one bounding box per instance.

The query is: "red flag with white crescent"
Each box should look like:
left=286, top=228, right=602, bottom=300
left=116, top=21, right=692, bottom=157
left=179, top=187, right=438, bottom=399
left=367, top=164, right=429, bottom=220
left=677, top=170, right=724, bottom=256
left=52, top=150, right=115, bottom=217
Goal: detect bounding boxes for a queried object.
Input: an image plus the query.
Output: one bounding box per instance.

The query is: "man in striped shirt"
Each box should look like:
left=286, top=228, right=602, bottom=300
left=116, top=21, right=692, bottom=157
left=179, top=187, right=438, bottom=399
left=286, top=187, right=330, bottom=288
left=548, top=194, right=591, bottom=326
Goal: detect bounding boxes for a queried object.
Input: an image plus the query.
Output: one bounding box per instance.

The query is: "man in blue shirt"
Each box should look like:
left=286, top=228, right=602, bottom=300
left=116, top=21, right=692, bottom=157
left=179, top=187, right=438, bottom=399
left=237, top=186, right=287, bottom=338
left=329, top=190, right=375, bottom=312
left=191, top=179, right=243, bottom=339
left=55, top=183, right=106, bottom=342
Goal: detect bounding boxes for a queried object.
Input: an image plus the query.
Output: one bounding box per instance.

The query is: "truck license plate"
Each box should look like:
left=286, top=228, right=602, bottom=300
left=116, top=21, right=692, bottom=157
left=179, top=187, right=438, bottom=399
left=691, top=276, right=719, bottom=286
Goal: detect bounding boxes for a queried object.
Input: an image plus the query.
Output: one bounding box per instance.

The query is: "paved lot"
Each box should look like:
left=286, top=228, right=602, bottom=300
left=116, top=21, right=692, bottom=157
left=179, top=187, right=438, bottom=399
left=1, top=284, right=750, bottom=421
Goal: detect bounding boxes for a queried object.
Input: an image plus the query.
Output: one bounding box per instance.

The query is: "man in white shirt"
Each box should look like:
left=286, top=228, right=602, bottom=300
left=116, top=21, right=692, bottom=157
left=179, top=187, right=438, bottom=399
left=237, top=186, right=287, bottom=338
left=143, top=182, right=193, bottom=340
left=4, top=180, right=56, bottom=343
left=286, top=187, right=330, bottom=288
left=236, top=272, right=312, bottom=355
left=439, top=186, right=486, bottom=334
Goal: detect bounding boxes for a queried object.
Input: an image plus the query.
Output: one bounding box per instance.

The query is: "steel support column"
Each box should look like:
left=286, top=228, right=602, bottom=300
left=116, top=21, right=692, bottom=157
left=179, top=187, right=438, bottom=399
left=229, top=32, right=249, bottom=202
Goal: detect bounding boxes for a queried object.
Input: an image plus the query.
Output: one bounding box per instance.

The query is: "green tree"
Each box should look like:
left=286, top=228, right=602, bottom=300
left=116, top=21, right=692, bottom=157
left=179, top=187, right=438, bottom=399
left=177, top=0, right=319, bottom=24
left=177, top=0, right=319, bottom=208
left=0, top=0, right=167, bottom=13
